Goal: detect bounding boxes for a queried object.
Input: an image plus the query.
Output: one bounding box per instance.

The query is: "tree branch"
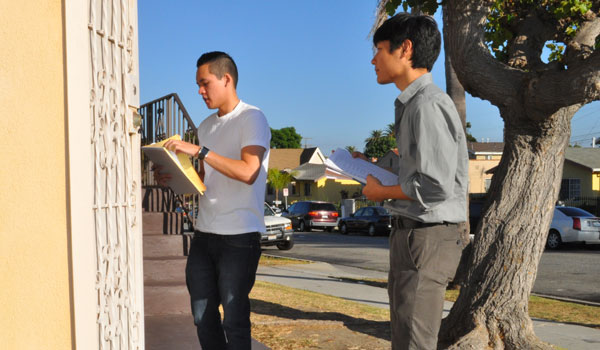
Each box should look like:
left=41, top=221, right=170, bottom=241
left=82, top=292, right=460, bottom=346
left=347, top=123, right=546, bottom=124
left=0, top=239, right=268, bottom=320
left=444, top=0, right=523, bottom=112
left=565, top=15, right=600, bottom=66
left=507, top=12, right=557, bottom=70
left=526, top=51, right=600, bottom=115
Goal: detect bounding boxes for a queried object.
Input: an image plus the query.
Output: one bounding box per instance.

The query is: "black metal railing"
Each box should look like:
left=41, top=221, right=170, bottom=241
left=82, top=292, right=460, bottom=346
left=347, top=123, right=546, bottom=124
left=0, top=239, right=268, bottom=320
left=139, top=93, right=200, bottom=231
left=139, top=93, right=198, bottom=146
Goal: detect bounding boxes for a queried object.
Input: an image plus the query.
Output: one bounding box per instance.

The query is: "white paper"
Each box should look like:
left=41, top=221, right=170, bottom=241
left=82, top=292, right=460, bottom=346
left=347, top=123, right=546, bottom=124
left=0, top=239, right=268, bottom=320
left=325, top=148, right=398, bottom=186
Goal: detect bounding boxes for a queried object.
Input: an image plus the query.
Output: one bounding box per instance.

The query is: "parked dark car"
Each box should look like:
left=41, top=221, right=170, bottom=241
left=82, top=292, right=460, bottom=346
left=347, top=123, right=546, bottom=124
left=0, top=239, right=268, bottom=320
left=282, top=201, right=339, bottom=232
left=469, top=201, right=485, bottom=237
left=338, top=206, right=392, bottom=236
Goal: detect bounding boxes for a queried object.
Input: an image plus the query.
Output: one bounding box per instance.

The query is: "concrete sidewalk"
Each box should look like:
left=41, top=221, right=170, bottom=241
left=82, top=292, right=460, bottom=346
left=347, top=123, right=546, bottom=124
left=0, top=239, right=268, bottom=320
left=256, top=260, right=600, bottom=350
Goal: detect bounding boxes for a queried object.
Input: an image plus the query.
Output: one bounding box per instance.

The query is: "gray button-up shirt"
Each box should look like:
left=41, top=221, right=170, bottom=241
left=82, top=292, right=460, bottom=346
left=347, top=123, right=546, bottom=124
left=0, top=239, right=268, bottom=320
left=384, top=73, right=468, bottom=223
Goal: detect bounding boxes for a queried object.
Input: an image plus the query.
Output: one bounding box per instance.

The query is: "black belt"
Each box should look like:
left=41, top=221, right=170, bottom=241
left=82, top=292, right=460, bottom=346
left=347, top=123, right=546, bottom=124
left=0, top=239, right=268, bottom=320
left=391, top=216, right=455, bottom=229
left=193, top=230, right=260, bottom=238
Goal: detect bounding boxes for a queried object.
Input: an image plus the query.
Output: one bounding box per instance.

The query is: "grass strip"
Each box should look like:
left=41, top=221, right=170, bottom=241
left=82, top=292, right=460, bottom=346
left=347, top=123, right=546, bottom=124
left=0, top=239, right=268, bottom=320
left=259, top=254, right=311, bottom=266
left=335, top=276, right=600, bottom=330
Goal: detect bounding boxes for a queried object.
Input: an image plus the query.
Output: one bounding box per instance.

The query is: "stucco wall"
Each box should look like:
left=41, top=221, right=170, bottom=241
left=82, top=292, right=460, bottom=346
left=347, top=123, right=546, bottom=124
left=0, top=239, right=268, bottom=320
left=468, top=159, right=499, bottom=194
left=0, top=1, right=73, bottom=349
left=291, top=178, right=362, bottom=204
left=563, top=162, right=595, bottom=197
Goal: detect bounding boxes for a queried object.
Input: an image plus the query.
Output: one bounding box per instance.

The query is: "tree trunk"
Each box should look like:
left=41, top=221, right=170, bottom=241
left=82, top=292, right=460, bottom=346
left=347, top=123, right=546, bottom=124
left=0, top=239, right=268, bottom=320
left=439, top=105, right=578, bottom=349
left=443, top=10, right=466, bottom=127
left=443, top=5, right=470, bottom=288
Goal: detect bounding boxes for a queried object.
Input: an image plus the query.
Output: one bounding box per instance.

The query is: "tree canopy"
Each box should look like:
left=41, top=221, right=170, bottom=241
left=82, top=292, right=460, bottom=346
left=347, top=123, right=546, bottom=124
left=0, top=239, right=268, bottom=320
left=364, top=128, right=396, bottom=159
left=270, top=127, right=302, bottom=149
left=466, top=121, right=477, bottom=142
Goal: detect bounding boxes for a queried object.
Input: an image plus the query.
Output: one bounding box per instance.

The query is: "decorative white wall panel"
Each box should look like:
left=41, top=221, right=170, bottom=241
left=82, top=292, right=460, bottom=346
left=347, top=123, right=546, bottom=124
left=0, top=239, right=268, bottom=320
left=88, top=0, right=143, bottom=348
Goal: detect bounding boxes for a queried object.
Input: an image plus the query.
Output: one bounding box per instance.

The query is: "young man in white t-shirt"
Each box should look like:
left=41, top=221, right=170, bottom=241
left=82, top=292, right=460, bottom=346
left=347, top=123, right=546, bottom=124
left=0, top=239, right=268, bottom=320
left=155, top=51, right=270, bottom=350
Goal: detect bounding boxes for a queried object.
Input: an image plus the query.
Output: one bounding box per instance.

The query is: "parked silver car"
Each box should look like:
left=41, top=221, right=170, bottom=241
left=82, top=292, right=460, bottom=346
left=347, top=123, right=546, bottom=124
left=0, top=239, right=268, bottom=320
left=547, top=206, right=600, bottom=249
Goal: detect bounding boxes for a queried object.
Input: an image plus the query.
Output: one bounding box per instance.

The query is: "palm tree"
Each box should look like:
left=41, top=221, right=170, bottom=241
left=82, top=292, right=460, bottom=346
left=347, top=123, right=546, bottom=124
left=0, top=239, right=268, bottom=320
left=345, top=145, right=357, bottom=153
left=384, top=122, right=395, bottom=138
left=365, top=129, right=383, bottom=146
left=267, top=168, right=297, bottom=203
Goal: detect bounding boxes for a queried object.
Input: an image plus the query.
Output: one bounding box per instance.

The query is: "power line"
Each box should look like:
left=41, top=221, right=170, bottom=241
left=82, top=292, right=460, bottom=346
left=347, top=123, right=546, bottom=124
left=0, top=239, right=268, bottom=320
left=571, top=105, right=600, bottom=121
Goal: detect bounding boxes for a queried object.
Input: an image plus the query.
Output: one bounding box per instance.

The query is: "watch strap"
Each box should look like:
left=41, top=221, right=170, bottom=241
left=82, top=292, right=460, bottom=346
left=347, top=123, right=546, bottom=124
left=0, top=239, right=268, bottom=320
left=198, top=146, right=210, bottom=160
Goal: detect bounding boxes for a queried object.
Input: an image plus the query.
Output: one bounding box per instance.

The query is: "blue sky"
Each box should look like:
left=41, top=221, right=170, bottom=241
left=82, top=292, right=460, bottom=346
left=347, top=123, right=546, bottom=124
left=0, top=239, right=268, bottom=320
left=138, top=1, right=599, bottom=153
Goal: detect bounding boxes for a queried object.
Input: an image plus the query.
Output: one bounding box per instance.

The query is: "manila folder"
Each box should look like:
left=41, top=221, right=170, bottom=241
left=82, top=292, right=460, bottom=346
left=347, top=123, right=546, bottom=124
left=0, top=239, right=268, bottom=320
left=142, top=135, right=206, bottom=195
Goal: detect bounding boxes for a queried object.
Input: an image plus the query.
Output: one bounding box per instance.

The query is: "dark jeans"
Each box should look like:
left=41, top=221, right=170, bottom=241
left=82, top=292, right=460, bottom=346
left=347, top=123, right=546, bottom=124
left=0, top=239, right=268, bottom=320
left=186, top=231, right=262, bottom=350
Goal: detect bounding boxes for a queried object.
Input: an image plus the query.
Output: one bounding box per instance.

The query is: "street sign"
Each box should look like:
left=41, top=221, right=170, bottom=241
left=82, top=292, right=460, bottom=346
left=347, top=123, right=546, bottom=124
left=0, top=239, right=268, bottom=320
left=283, top=188, right=289, bottom=197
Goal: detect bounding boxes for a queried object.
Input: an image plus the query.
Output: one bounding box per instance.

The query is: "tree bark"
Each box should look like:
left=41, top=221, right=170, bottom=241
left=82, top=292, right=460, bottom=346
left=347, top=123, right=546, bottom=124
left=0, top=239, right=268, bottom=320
left=439, top=105, right=578, bottom=349
left=443, top=5, right=471, bottom=288
left=443, top=15, right=466, bottom=126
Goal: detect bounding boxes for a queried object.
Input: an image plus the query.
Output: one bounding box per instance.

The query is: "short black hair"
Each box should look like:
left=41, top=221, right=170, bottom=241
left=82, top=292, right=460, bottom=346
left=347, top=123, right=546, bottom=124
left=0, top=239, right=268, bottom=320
left=196, top=51, right=239, bottom=88
left=373, top=13, right=441, bottom=72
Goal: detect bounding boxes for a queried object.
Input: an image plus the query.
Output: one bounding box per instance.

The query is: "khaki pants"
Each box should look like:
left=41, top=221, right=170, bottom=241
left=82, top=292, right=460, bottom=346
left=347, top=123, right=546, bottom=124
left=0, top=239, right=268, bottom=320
left=388, top=222, right=463, bottom=350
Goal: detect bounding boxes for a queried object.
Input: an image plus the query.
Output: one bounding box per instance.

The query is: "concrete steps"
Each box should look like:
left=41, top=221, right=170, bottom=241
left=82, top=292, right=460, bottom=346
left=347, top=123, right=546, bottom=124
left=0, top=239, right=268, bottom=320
left=145, top=283, right=190, bottom=316
left=142, top=185, right=190, bottom=318
left=143, top=234, right=189, bottom=258
left=142, top=186, right=179, bottom=212
left=143, top=212, right=185, bottom=235
left=144, top=256, right=187, bottom=284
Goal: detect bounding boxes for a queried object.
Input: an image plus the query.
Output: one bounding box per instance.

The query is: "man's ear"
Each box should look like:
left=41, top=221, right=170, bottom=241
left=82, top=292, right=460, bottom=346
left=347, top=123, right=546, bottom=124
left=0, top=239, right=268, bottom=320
left=400, top=39, right=413, bottom=60
left=223, top=73, right=233, bottom=88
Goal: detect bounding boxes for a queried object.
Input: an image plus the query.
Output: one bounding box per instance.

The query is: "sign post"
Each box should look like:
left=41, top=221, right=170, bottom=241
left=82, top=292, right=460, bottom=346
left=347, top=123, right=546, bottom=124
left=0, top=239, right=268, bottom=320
left=283, top=188, right=289, bottom=209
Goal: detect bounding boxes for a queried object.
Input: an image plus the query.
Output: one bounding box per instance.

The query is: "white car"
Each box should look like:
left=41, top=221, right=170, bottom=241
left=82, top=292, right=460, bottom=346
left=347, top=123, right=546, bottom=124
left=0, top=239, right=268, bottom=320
left=547, top=206, right=600, bottom=249
left=263, top=203, right=294, bottom=250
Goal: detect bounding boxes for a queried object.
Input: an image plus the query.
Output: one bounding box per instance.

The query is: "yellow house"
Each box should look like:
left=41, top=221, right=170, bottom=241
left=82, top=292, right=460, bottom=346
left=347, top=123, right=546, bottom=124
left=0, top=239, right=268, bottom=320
left=560, top=148, right=600, bottom=199
left=2, top=1, right=144, bottom=349
left=475, top=147, right=600, bottom=202
left=287, top=163, right=363, bottom=204
left=266, top=147, right=326, bottom=204
left=467, top=142, right=504, bottom=194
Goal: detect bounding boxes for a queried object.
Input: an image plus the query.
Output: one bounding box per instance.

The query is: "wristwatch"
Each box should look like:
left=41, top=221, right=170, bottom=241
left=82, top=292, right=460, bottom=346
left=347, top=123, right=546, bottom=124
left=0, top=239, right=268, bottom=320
left=197, top=146, right=210, bottom=160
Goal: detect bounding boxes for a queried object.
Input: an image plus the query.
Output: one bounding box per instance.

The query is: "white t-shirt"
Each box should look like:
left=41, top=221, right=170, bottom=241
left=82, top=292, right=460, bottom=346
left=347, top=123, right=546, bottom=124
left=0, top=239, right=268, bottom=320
left=194, top=101, right=271, bottom=235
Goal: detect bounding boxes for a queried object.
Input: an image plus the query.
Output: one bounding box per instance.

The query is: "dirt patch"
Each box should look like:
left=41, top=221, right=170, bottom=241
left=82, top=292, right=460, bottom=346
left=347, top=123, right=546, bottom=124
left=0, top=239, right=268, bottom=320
left=250, top=281, right=390, bottom=349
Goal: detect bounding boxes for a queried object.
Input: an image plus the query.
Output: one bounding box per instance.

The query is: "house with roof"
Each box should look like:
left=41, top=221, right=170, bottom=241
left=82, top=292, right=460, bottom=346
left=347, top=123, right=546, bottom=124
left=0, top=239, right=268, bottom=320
left=377, top=148, right=399, bottom=174
left=289, top=163, right=363, bottom=203
left=266, top=147, right=362, bottom=205
left=266, top=147, right=326, bottom=204
left=560, top=147, right=600, bottom=199
left=268, top=147, right=326, bottom=172
left=468, top=142, right=504, bottom=193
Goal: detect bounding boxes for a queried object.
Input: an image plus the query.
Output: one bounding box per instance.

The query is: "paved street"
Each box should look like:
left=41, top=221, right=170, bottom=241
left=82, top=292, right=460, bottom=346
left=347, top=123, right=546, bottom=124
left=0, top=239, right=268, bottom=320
left=264, top=230, right=600, bottom=304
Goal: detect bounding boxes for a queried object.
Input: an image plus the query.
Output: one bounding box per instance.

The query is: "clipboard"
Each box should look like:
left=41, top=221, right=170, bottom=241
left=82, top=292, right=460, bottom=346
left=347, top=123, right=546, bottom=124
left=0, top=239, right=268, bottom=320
left=142, top=135, right=206, bottom=195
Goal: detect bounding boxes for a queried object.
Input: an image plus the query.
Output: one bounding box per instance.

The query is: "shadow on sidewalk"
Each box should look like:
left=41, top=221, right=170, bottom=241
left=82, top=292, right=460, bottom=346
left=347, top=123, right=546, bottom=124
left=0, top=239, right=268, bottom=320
left=250, top=299, right=391, bottom=341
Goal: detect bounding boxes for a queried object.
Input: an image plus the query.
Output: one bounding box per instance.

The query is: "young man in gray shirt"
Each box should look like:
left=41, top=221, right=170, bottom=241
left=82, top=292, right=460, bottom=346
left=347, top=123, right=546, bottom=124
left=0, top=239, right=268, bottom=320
left=364, top=13, right=468, bottom=350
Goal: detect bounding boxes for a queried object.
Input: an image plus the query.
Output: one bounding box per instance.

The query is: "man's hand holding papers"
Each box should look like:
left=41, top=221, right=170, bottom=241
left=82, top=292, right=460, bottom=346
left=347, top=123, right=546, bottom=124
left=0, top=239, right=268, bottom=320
left=325, top=148, right=398, bottom=186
